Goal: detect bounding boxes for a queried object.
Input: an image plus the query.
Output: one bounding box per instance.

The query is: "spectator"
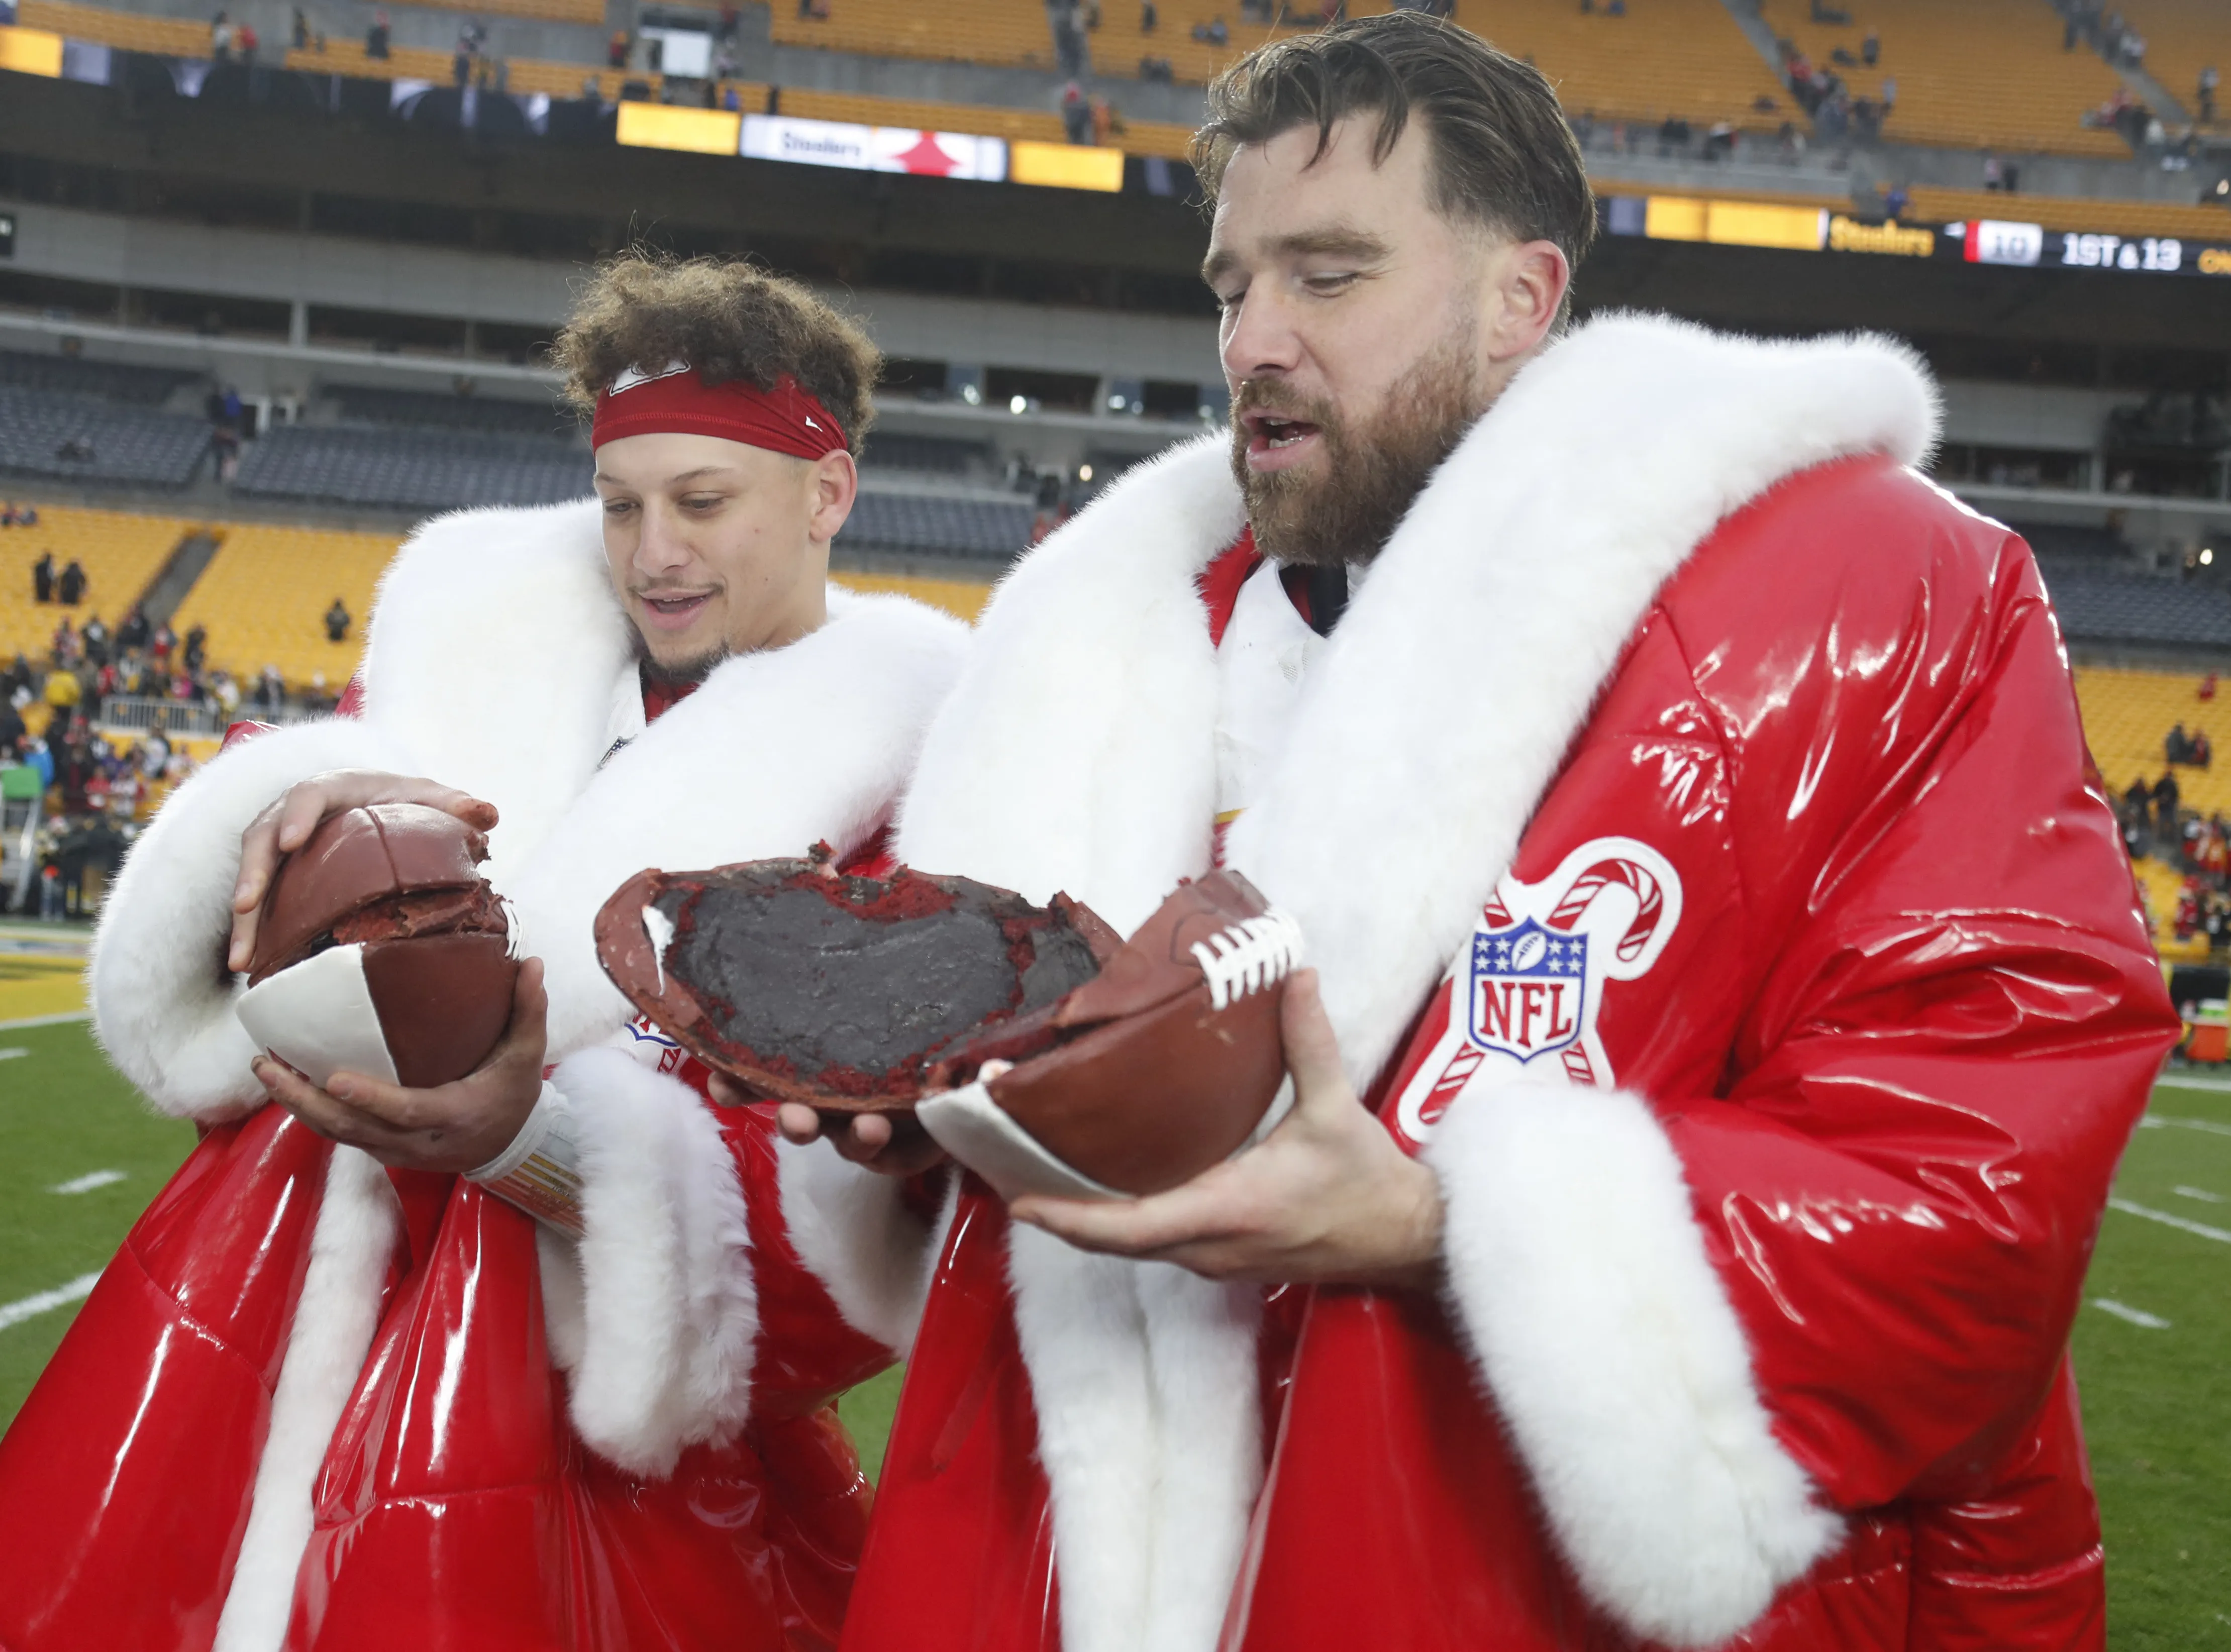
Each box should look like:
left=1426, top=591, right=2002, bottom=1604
left=2197, top=730, right=2216, bottom=769
left=1881, top=74, right=1897, bottom=114
left=56, top=560, right=85, bottom=605
left=151, top=621, right=176, bottom=665
left=2156, top=769, right=2182, bottom=834
left=1884, top=182, right=1910, bottom=218
left=325, top=597, right=352, bottom=643
left=32, top=551, right=53, bottom=603
left=1141, top=0, right=1156, bottom=30
left=2201, top=66, right=2219, bottom=125
left=210, top=9, right=234, bottom=61
left=183, top=623, right=207, bottom=674
left=2168, top=721, right=2192, bottom=763
left=235, top=20, right=257, bottom=61
left=2201, top=670, right=2218, bottom=702
left=43, top=655, right=79, bottom=710
left=81, top=614, right=109, bottom=667
left=366, top=9, right=390, bottom=57
left=607, top=29, right=629, bottom=65
left=1861, top=26, right=1878, bottom=66
left=117, top=603, right=149, bottom=653
left=1061, top=80, right=1092, bottom=144
left=291, top=7, right=308, bottom=49
left=1982, top=150, right=2004, bottom=190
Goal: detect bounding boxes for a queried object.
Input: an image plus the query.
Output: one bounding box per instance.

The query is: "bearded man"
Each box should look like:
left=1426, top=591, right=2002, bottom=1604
left=825, top=18, right=2178, bottom=1652
left=0, top=256, right=965, bottom=1651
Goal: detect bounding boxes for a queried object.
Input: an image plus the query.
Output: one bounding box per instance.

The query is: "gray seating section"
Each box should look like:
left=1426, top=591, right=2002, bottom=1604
left=0, top=349, right=202, bottom=407
left=838, top=490, right=1034, bottom=560
left=0, top=386, right=210, bottom=486
left=2039, top=565, right=2231, bottom=650
left=236, top=425, right=592, bottom=510
left=860, top=432, right=995, bottom=475
left=328, top=384, right=580, bottom=440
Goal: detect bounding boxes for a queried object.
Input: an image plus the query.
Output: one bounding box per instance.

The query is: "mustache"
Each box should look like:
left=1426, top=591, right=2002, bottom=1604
left=1231, top=379, right=1337, bottom=428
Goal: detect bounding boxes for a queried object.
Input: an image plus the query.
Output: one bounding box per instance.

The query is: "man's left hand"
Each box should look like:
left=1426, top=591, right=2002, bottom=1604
left=252, top=957, right=550, bottom=1174
left=1009, top=969, right=1444, bottom=1290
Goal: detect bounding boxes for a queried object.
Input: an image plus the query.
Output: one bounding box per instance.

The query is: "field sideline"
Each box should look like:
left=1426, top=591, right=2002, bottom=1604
left=1, top=988, right=2224, bottom=1641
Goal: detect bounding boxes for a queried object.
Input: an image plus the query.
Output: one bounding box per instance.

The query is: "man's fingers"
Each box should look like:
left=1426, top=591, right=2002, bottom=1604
left=488, top=957, right=549, bottom=1070
left=774, top=1102, right=826, bottom=1144
left=1278, top=969, right=1352, bottom=1114
left=1011, top=1177, right=1241, bottom=1257
left=420, top=784, right=499, bottom=831
left=255, top=1057, right=408, bottom=1149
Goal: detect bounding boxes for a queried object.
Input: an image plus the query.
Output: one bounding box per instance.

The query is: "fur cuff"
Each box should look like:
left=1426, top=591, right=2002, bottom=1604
left=552, top=1046, right=758, bottom=1477
left=88, top=717, right=412, bottom=1120
left=775, top=1142, right=945, bottom=1355
left=1427, top=1084, right=1841, bottom=1648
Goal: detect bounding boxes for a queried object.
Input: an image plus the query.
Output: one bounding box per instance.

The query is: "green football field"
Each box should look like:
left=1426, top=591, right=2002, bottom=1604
left=2, top=1010, right=2224, bottom=1641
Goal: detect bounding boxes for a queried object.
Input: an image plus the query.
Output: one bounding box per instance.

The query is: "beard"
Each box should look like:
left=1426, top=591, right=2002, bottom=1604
left=1230, top=316, right=1486, bottom=569
left=631, top=624, right=731, bottom=689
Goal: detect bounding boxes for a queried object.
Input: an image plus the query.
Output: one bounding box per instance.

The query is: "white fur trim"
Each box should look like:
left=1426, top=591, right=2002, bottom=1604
left=1006, top=1229, right=1264, bottom=1652
left=897, top=314, right=1932, bottom=1643
left=898, top=434, right=1241, bottom=934
left=356, top=497, right=632, bottom=883
left=88, top=716, right=411, bottom=1121
left=505, top=586, right=969, bottom=1057
left=774, top=1141, right=940, bottom=1355
left=555, top=1045, right=758, bottom=1477
left=1428, top=1084, right=1841, bottom=1647
left=211, top=1144, right=399, bottom=1652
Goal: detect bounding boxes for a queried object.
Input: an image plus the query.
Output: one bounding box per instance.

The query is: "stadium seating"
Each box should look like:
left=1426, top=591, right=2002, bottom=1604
left=14, top=0, right=205, bottom=55
left=0, top=349, right=200, bottom=406
left=1451, top=0, right=1791, bottom=133
left=861, top=431, right=998, bottom=474
left=1093, top=0, right=1390, bottom=91
left=2044, top=566, right=2231, bottom=652
left=327, top=384, right=578, bottom=439
left=167, top=523, right=400, bottom=684
left=838, top=489, right=1037, bottom=558
left=1757, top=0, right=2131, bottom=157
left=2073, top=662, right=2231, bottom=817
left=831, top=569, right=992, bottom=619
left=1904, top=185, right=2231, bottom=239
left=0, top=506, right=189, bottom=668
left=382, top=0, right=601, bottom=26
left=2110, top=0, right=2226, bottom=128
left=0, top=388, right=211, bottom=489
left=771, top=0, right=1061, bottom=75
left=235, top=425, right=592, bottom=511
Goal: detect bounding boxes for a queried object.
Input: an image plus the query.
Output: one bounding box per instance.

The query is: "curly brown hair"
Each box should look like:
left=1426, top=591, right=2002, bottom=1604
left=552, top=252, right=880, bottom=457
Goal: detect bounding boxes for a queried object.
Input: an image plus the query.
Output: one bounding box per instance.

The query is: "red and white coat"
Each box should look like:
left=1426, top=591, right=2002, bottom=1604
left=0, top=498, right=966, bottom=1651
left=844, top=316, right=2179, bottom=1652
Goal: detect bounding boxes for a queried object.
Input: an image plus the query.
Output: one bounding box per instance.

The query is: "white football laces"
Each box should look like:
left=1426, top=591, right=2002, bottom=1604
left=1189, top=910, right=1306, bottom=1010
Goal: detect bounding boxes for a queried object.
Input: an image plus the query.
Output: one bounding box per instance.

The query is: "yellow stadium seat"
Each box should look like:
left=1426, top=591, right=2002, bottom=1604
left=0, top=507, right=191, bottom=671
left=1758, top=0, right=2131, bottom=158
left=169, top=524, right=402, bottom=689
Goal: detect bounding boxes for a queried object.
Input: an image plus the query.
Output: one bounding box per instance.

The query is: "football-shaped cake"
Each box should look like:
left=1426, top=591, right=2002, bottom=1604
left=918, top=871, right=1303, bottom=1198
left=234, top=803, right=518, bottom=1090
left=594, top=855, right=1119, bottom=1108
left=595, top=857, right=1303, bottom=1199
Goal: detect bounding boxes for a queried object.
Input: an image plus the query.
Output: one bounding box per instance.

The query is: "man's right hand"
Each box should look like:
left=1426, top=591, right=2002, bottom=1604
left=228, top=769, right=499, bottom=973
left=706, top=1072, right=951, bottom=1177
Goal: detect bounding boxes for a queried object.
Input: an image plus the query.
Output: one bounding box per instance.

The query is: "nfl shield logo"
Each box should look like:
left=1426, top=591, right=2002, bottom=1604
left=1468, top=917, right=1588, bottom=1064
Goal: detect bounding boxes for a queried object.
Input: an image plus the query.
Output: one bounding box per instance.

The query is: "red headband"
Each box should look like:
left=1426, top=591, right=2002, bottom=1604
left=591, top=362, right=848, bottom=460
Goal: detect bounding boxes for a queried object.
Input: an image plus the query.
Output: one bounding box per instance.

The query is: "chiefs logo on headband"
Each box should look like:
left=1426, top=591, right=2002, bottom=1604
left=592, top=360, right=848, bottom=461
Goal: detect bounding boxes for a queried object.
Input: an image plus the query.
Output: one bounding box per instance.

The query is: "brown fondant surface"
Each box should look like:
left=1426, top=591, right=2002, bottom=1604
left=250, top=803, right=492, bottom=983
left=362, top=932, right=519, bottom=1089
left=988, top=976, right=1287, bottom=1196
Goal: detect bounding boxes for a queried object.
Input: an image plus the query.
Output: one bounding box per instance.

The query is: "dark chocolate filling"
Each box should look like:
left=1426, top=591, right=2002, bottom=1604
left=659, top=879, right=1101, bottom=1081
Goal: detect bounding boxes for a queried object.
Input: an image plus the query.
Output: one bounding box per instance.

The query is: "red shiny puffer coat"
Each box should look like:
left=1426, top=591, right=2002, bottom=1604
left=845, top=432, right=2179, bottom=1652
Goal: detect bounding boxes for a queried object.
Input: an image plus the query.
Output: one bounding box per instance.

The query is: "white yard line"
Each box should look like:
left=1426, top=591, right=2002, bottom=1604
left=2092, top=1298, right=2172, bottom=1329
left=0, top=1272, right=100, bottom=1332
left=2137, top=1113, right=2231, bottom=1138
left=2153, top=1071, right=2231, bottom=1093
left=0, top=1048, right=25, bottom=1062
left=2173, top=1185, right=2226, bottom=1204
left=2109, top=1196, right=2231, bottom=1246
left=0, top=1010, right=90, bottom=1033
left=49, top=1169, right=125, bottom=1195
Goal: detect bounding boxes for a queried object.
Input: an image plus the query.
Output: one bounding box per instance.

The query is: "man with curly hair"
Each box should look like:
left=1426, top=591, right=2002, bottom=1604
left=0, top=255, right=969, bottom=1651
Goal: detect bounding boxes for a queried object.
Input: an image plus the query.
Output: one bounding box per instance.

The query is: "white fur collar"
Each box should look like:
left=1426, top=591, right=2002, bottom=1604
left=894, top=313, right=1938, bottom=1652
left=900, top=313, right=1938, bottom=1088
